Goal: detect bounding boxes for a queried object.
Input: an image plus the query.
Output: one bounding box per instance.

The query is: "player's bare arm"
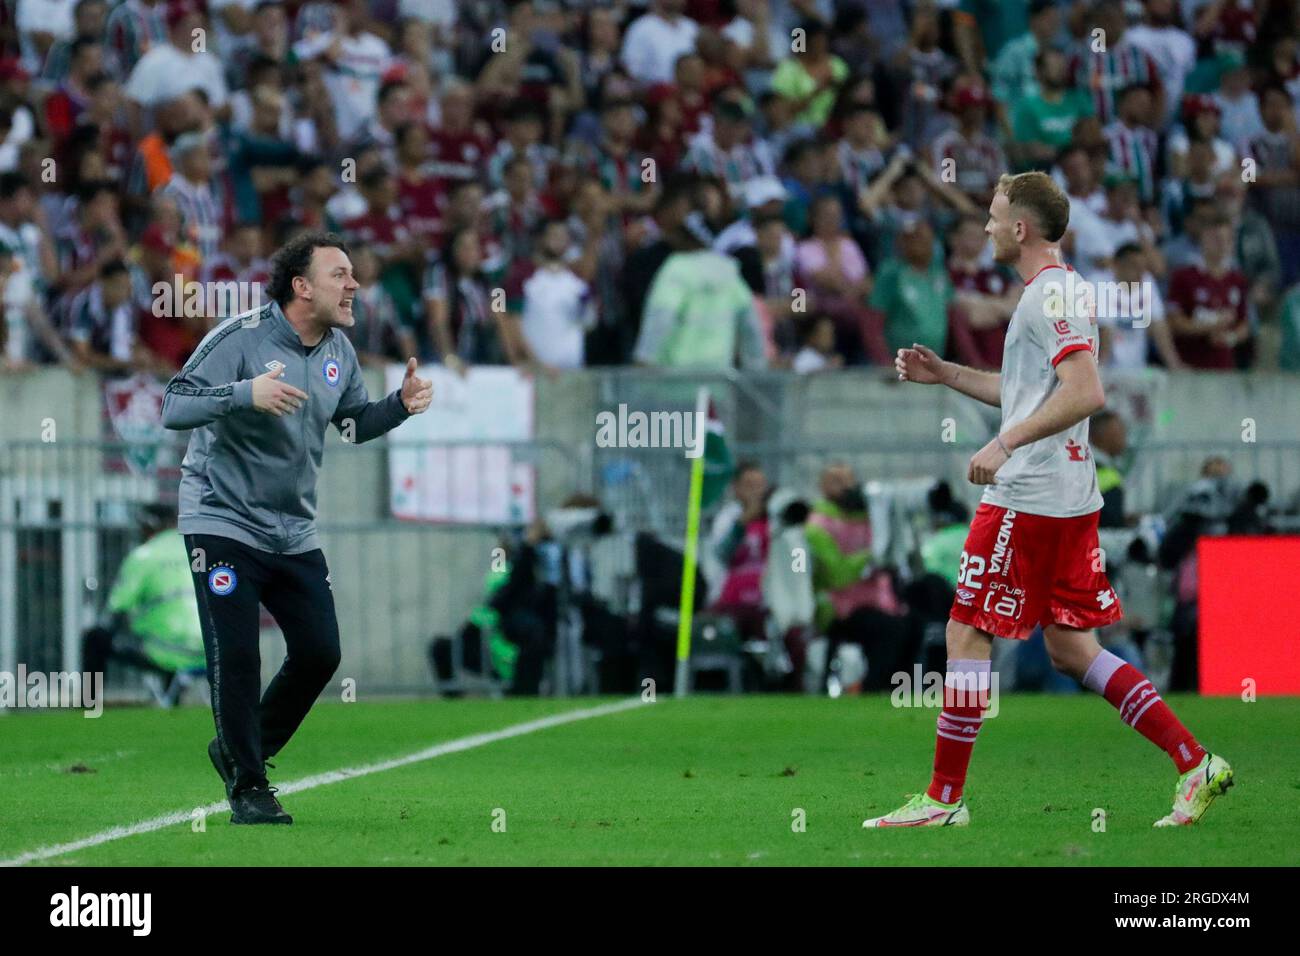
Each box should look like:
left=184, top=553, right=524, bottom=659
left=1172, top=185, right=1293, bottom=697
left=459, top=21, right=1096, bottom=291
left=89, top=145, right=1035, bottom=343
left=967, top=348, right=1105, bottom=485
left=895, top=342, right=1001, bottom=407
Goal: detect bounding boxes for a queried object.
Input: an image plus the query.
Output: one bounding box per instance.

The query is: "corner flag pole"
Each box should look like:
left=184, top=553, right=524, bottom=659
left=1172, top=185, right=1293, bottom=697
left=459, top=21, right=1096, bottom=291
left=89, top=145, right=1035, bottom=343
left=674, top=386, right=709, bottom=698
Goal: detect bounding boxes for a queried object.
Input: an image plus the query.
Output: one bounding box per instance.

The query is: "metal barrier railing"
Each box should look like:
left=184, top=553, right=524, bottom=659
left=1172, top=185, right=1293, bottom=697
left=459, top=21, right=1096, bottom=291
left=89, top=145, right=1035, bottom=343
left=3, top=433, right=1298, bottom=695
left=593, top=438, right=1300, bottom=540
left=0, top=437, right=583, bottom=695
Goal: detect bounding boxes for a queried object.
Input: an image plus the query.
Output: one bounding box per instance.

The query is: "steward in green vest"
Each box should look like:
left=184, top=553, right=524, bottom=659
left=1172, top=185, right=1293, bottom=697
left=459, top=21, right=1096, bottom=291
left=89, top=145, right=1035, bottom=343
left=81, top=505, right=207, bottom=702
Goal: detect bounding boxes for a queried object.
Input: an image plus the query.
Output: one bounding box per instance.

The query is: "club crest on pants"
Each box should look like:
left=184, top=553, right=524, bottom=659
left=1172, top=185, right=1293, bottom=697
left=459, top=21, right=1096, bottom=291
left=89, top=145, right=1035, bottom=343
left=208, top=565, right=238, bottom=595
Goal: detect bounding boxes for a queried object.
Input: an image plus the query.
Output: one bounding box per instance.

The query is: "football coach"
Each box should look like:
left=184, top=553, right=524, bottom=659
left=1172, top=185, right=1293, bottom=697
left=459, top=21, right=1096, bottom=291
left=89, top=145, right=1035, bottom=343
left=162, top=231, right=433, bottom=825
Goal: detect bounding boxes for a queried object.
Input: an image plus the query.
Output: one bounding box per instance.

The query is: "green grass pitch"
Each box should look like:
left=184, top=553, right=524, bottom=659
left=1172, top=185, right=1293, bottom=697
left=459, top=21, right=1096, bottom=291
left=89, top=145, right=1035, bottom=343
left=1, top=694, right=1296, bottom=866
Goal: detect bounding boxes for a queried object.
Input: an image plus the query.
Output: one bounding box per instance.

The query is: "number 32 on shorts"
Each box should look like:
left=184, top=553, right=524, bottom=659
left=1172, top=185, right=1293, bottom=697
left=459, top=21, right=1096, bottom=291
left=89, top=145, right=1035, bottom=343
left=957, top=551, right=985, bottom=590
left=956, top=550, right=1023, bottom=620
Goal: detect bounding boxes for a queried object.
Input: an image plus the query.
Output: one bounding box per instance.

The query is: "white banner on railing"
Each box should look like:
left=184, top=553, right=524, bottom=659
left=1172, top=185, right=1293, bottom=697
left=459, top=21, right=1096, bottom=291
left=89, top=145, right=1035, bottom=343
left=384, top=364, right=535, bottom=524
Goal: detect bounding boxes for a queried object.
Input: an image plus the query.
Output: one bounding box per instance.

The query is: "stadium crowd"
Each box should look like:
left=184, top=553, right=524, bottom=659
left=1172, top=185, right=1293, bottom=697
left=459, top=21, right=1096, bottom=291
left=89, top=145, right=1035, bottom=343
left=2, top=0, right=1300, bottom=376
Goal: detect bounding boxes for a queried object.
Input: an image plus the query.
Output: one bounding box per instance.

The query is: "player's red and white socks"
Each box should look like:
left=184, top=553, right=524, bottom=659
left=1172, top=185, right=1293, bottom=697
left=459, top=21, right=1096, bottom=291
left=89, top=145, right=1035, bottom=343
left=1082, top=650, right=1205, bottom=773
left=926, top=659, right=991, bottom=805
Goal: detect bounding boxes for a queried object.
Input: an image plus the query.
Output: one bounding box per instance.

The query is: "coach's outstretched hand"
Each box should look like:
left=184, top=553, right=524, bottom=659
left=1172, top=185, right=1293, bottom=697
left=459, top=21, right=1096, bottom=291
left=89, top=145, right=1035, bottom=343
left=400, top=358, right=433, bottom=415
left=895, top=343, right=950, bottom=385
left=252, top=366, right=308, bottom=417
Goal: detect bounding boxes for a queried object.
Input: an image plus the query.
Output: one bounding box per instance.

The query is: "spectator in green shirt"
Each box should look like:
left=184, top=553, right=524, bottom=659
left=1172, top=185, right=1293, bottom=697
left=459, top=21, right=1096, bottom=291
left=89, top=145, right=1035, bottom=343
left=1011, top=47, right=1095, bottom=170
left=769, top=18, right=849, bottom=130
left=988, top=0, right=1061, bottom=117
left=869, top=219, right=954, bottom=356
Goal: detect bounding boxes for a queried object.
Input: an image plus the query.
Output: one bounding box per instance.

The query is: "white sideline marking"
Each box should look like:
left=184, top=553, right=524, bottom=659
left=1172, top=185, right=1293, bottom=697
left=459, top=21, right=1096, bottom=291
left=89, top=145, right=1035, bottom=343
left=1, top=697, right=648, bottom=867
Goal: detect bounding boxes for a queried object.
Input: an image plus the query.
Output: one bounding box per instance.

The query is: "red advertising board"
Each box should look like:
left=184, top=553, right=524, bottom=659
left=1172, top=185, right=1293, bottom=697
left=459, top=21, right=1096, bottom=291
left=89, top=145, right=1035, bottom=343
left=1198, top=537, right=1300, bottom=695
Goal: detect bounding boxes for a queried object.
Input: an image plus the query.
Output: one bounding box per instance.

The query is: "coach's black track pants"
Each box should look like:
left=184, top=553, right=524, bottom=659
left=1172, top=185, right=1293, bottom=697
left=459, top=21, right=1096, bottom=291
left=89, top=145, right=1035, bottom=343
left=185, top=533, right=341, bottom=794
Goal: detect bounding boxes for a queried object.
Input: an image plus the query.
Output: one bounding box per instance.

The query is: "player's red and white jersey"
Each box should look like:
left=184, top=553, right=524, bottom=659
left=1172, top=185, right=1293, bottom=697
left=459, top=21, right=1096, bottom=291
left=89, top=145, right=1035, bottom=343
left=982, top=263, right=1103, bottom=519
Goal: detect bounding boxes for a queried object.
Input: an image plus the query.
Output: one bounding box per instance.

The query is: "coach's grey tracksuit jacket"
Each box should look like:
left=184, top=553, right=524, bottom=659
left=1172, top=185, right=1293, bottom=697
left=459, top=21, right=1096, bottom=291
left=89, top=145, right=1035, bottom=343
left=161, top=300, right=410, bottom=555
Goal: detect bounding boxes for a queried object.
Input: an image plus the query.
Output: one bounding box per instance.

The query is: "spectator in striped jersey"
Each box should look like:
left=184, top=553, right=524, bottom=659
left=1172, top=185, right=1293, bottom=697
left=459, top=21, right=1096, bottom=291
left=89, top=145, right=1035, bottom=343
left=1214, top=173, right=1282, bottom=331
left=681, top=95, right=775, bottom=209
left=52, top=178, right=127, bottom=301
left=1069, top=0, right=1165, bottom=127
left=39, top=0, right=116, bottom=89
left=66, top=258, right=154, bottom=372
left=423, top=226, right=513, bottom=371
left=563, top=97, right=656, bottom=219
left=484, top=154, right=547, bottom=272
left=104, top=0, right=167, bottom=75
left=1244, top=84, right=1300, bottom=286
left=349, top=77, right=412, bottom=169
left=836, top=103, right=889, bottom=199
left=1104, top=83, right=1161, bottom=205
left=484, top=100, right=555, bottom=192
left=158, top=131, right=222, bottom=267
left=927, top=80, right=1006, bottom=210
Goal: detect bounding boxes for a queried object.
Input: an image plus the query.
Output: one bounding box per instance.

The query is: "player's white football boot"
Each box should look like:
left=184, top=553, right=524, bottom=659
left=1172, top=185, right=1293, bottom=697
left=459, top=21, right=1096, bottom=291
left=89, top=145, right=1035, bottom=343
left=1154, top=753, right=1234, bottom=827
left=863, top=792, right=970, bottom=828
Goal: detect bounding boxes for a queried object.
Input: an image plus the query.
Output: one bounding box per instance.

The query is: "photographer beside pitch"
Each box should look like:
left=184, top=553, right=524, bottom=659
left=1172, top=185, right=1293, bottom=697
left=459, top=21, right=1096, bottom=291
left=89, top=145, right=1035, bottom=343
left=162, top=232, right=433, bottom=825
left=867, top=172, right=1232, bottom=829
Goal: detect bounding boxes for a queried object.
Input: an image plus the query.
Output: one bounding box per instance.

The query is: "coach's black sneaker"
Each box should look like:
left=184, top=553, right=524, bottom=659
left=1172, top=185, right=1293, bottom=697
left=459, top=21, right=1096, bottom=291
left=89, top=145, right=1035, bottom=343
left=208, top=737, right=236, bottom=801
left=230, top=786, right=293, bottom=826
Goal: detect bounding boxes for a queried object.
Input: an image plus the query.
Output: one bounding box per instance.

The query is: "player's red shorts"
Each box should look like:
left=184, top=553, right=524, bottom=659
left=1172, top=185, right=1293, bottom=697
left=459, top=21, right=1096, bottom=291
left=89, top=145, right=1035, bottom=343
left=949, top=503, right=1122, bottom=639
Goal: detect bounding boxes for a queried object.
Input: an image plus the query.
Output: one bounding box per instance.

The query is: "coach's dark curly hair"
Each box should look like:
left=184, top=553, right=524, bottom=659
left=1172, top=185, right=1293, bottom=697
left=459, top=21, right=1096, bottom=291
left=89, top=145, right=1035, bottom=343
left=267, top=231, right=349, bottom=306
